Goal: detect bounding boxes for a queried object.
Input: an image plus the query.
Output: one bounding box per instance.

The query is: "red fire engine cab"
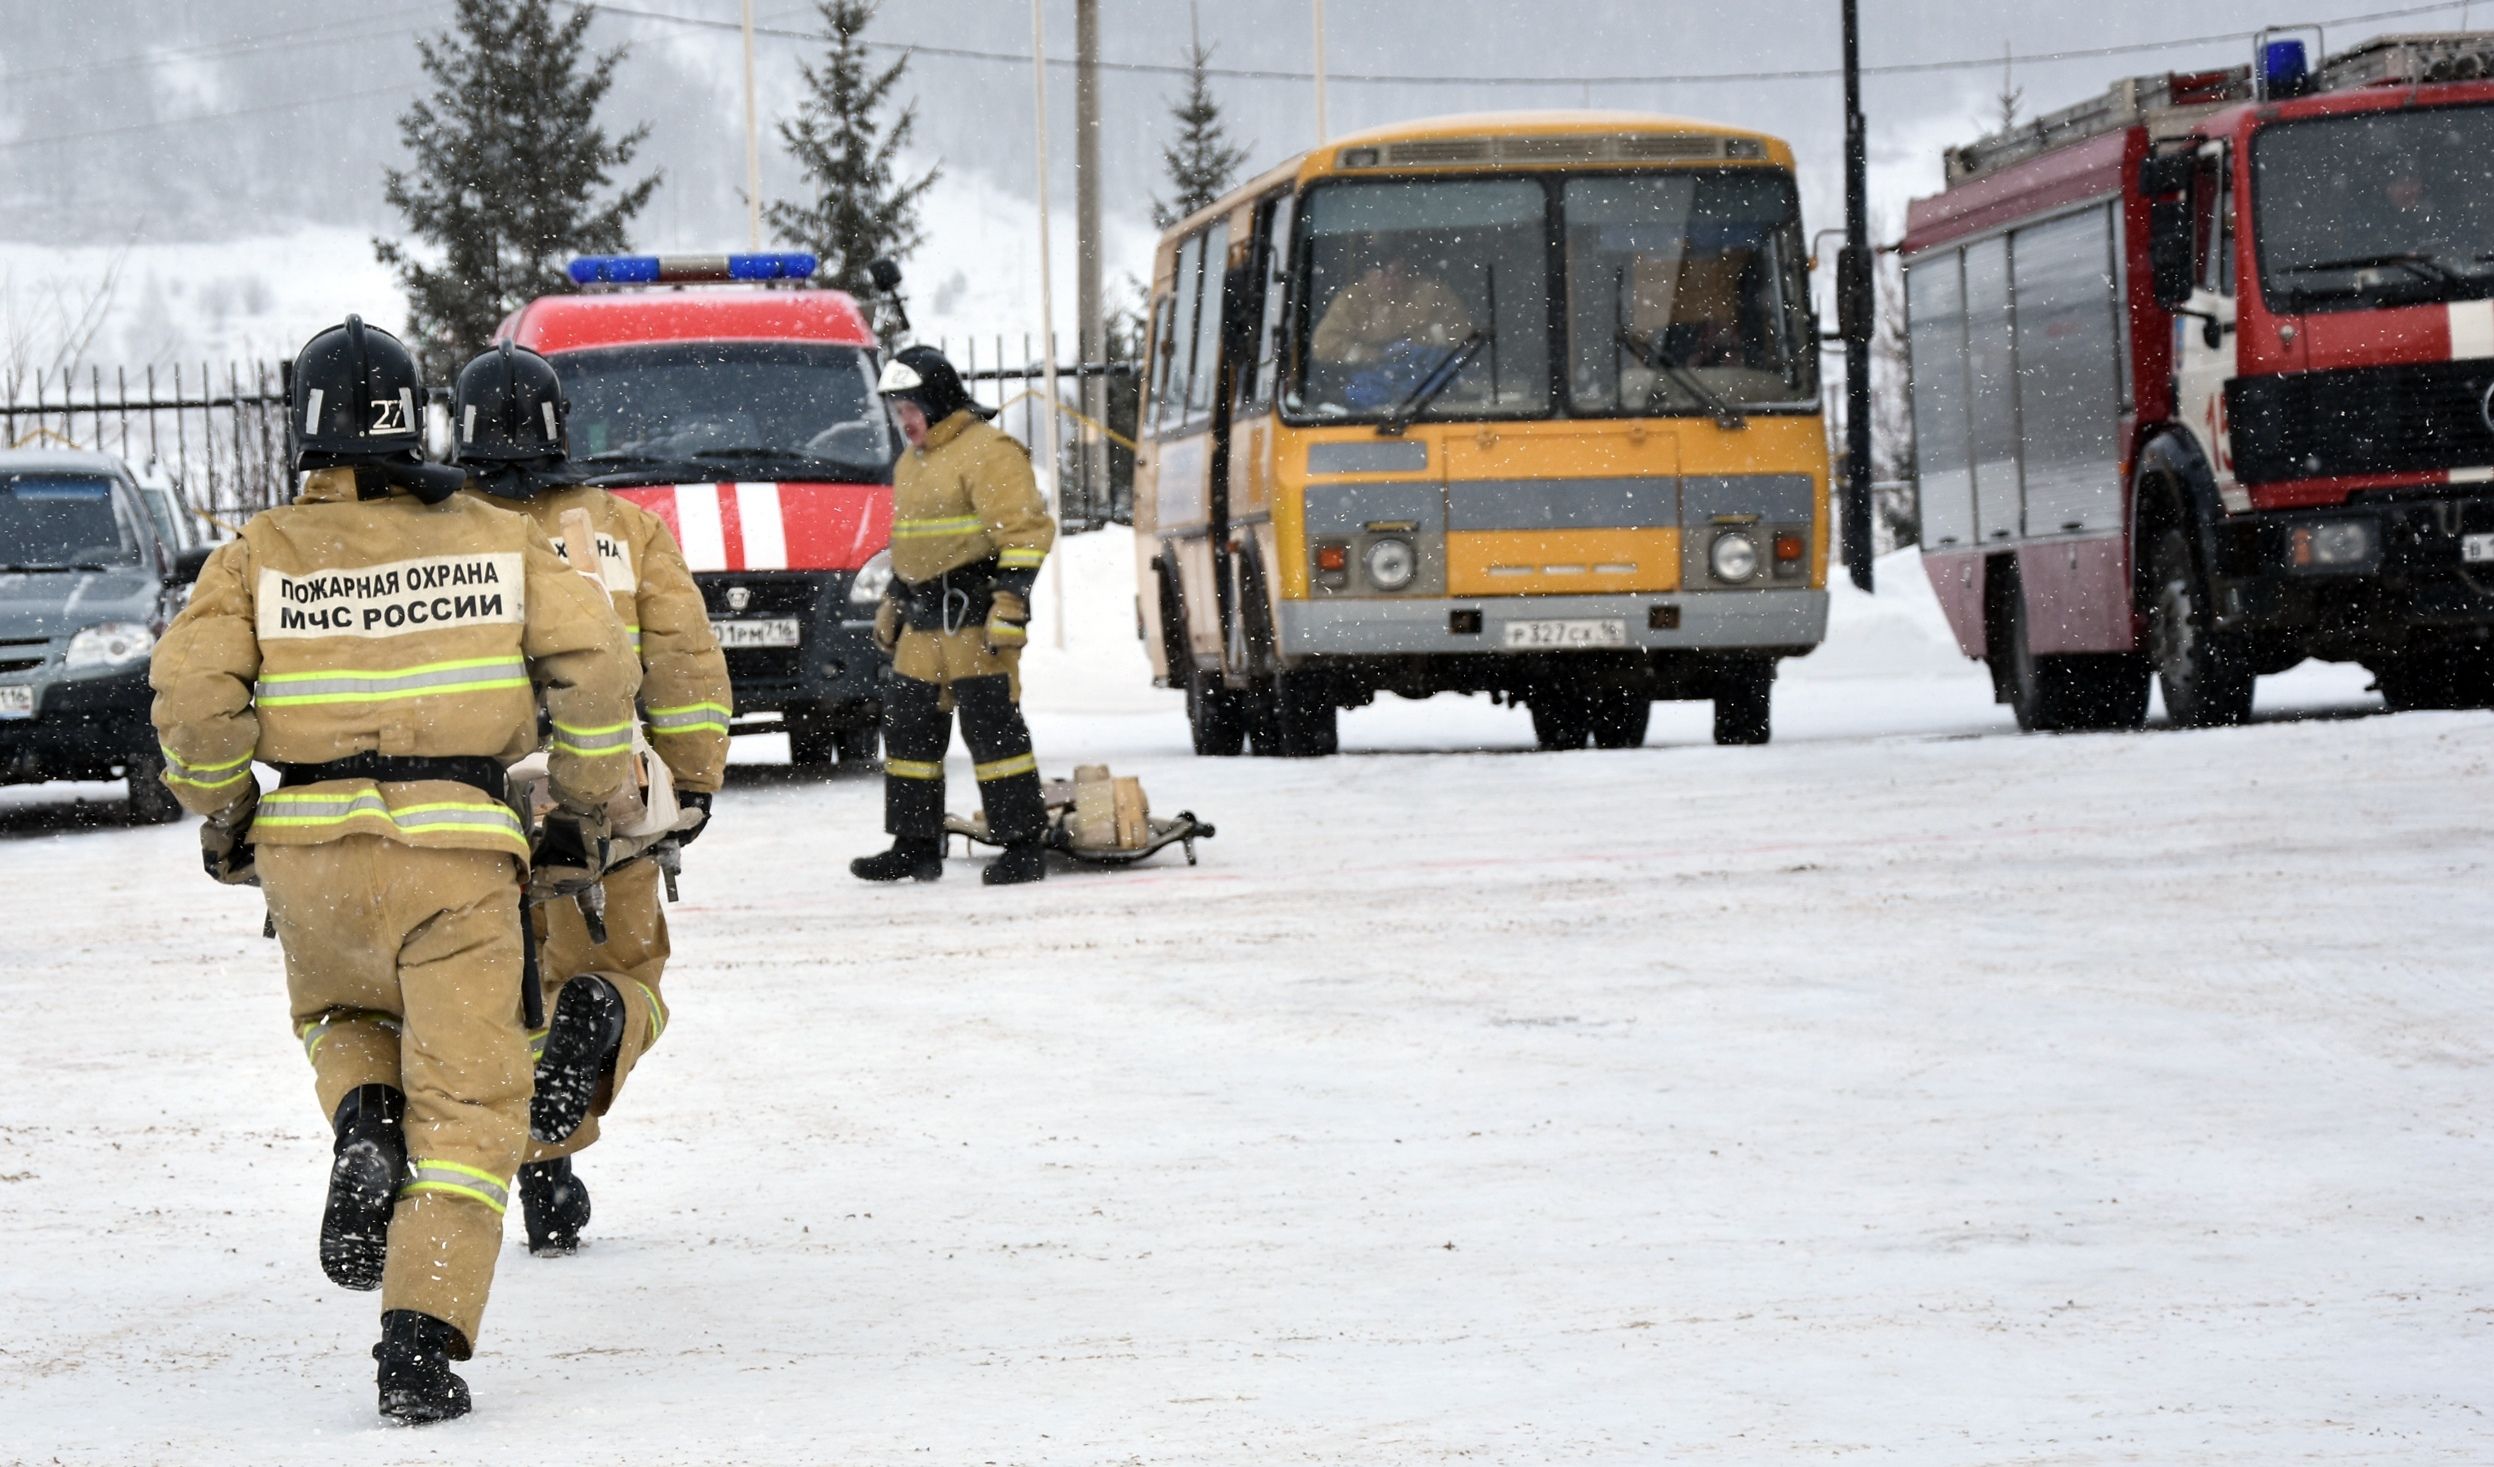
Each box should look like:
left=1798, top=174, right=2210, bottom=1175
left=501, top=252, right=896, bottom=768
left=1903, top=33, right=2494, bottom=730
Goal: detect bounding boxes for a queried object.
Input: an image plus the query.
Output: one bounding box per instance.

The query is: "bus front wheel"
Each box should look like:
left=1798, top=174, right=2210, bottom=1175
left=1250, top=669, right=1338, bottom=758
left=1712, top=663, right=1774, bottom=746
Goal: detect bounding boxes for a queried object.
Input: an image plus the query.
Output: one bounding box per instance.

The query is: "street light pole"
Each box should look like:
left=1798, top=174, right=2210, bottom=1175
left=740, top=0, right=762, bottom=249
left=1031, top=0, right=1068, bottom=649
left=1313, top=0, right=1329, bottom=142
left=1839, top=0, right=1876, bottom=592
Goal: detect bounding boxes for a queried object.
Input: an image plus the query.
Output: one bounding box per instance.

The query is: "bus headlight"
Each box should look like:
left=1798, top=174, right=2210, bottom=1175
left=1363, top=537, right=1417, bottom=592
left=65, top=621, right=155, bottom=670
left=848, top=548, right=894, bottom=605
left=1710, top=531, right=1760, bottom=583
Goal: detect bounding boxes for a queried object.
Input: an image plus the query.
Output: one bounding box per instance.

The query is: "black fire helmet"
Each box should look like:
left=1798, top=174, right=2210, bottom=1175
left=287, top=315, right=465, bottom=504
left=451, top=341, right=573, bottom=498
left=875, top=344, right=993, bottom=423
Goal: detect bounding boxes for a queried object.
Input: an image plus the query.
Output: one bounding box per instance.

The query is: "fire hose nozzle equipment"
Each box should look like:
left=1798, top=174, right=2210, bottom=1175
left=944, top=764, right=1217, bottom=869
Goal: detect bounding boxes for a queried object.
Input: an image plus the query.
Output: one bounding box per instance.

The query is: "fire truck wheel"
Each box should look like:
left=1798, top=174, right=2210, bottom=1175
left=788, top=710, right=870, bottom=773
left=1711, top=664, right=1774, bottom=747
left=1528, top=689, right=1592, bottom=750
left=1587, top=689, right=1651, bottom=750
left=2148, top=528, right=2255, bottom=728
left=1186, top=670, right=1247, bottom=756
left=2000, top=580, right=2149, bottom=733
left=2374, top=646, right=2494, bottom=712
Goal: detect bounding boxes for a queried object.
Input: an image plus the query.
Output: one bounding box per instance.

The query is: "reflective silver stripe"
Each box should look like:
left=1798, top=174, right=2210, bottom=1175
left=257, top=792, right=526, bottom=844
left=253, top=656, right=528, bottom=706
left=549, top=721, right=634, bottom=754
left=645, top=703, right=731, bottom=733
left=160, top=744, right=253, bottom=791
left=298, top=1009, right=401, bottom=1062
left=399, top=1158, right=511, bottom=1214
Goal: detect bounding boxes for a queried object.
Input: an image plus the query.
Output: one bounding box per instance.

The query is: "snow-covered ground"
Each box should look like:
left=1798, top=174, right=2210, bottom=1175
left=4, top=539, right=2489, bottom=1463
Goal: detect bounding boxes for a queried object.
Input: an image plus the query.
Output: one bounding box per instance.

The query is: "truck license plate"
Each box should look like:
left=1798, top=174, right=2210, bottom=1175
left=711, top=618, right=801, bottom=649
left=0, top=684, right=33, bottom=719
left=1502, top=617, right=1629, bottom=649
left=2463, top=533, right=2494, bottom=564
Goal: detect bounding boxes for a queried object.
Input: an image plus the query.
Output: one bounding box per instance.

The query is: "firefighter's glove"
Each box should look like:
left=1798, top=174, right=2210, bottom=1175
left=984, top=590, right=1030, bottom=654
left=531, top=804, right=611, bottom=895
left=872, top=593, right=901, bottom=655
left=673, top=790, right=713, bottom=849
left=199, top=790, right=259, bottom=887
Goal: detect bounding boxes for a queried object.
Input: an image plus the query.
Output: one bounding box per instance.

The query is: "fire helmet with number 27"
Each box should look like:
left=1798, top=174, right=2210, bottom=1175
left=287, top=315, right=464, bottom=502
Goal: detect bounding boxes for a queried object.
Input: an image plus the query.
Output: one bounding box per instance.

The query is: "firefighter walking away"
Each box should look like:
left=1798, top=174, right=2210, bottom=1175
left=148, top=317, right=640, bottom=1424
left=853, top=345, right=1056, bottom=886
left=454, top=340, right=732, bottom=1257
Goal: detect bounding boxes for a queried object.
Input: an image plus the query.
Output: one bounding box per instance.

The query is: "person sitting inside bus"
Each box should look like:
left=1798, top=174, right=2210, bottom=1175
left=1309, top=244, right=1477, bottom=367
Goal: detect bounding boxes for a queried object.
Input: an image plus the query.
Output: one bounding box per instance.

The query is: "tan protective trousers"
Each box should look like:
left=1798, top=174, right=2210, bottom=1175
left=525, top=853, right=672, bottom=1163
left=261, top=837, right=529, bottom=1356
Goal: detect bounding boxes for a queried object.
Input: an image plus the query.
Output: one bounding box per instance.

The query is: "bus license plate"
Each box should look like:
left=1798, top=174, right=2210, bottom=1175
left=1502, top=617, right=1628, bottom=649
left=2463, top=533, right=2494, bottom=564
left=711, top=618, right=801, bottom=649
left=0, top=684, right=34, bottom=719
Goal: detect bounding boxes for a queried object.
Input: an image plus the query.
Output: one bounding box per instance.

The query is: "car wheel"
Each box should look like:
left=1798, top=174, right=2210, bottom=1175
left=125, top=750, right=185, bottom=825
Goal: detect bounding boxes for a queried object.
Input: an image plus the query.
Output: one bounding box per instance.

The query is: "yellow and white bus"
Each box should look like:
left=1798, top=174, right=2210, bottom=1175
left=1133, top=110, right=1830, bottom=755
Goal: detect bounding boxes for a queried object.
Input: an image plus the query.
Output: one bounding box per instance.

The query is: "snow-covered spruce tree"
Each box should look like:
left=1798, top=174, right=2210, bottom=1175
left=767, top=0, right=937, bottom=338
left=375, top=0, right=658, bottom=369
left=1152, top=24, right=1249, bottom=230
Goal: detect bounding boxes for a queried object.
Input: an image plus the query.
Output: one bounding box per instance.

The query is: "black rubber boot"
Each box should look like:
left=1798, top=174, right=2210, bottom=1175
left=850, top=836, right=943, bottom=882
left=320, top=1084, right=405, bottom=1292
left=374, top=1309, right=471, bottom=1424
left=518, top=1157, right=593, bottom=1256
left=531, top=975, right=624, bottom=1145
left=981, top=840, right=1048, bottom=886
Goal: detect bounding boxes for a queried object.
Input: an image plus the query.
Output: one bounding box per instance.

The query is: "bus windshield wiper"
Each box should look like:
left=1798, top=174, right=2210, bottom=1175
left=1617, top=329, right=1747, bottom=430
left=2278, top=250, right=2461, bottom=285
left=1377, top=332, right=1488, bottom=437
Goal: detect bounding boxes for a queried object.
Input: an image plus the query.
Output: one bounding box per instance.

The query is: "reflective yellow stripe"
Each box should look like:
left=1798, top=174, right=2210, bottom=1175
left=986, top=621, right=1027, bottom=644
left=297, top=1009, right=401, bottom=1063
left=254, top=655, right=529, bottom=708
left=884, top=758, right=943, bottom=780
left=974, top=752, right=1037, bottom=781
left=890, top=515, right=984, bottom=539
left=257, top=793, right=527, bottom=850
left=647, top=702, right=732, bottom=738
left=401, top=1157, right=511, bottom=1215
left=631, top=978, right=667, bottom=1046
left=159, top=744, right=255, bottom=792
left=549, top=719, right=635, bottom=758
left=997, top=547, right=1045, bottom=569
left=528, top=1027, right=548, bottom=1061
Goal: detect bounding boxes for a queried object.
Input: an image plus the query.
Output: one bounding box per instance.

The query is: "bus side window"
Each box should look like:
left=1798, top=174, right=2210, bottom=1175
left=1144, top=292, right=1178, bottom=439
left=1184, top=220, right=1231, bottom=424
left=1240, top=192, right=1297, bottom=415
left=1157, top=232, right=1206, bottom=436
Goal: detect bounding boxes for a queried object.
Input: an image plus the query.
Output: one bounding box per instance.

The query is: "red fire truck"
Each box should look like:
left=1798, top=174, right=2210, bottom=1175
left=501, top=253, right=897, bottom=768
left=1903, top=33, right=2494, bottom=730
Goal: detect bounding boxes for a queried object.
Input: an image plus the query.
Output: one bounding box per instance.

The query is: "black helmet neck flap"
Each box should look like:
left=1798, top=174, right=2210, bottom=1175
left=452, top=340, right=573, bottom=500
left=287, top=315, right=464, bottom=504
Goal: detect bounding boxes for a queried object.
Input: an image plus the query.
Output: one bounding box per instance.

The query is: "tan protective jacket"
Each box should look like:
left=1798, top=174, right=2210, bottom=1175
left=471, top=482, right=732, bottom=794
left=149, top=469, right=638, bottom=855
left=889, top=410, right=1055, bottom=586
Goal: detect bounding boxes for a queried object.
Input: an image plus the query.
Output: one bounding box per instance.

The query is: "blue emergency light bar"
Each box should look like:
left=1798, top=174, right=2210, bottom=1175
left=566, top=252, right=819, bottom=286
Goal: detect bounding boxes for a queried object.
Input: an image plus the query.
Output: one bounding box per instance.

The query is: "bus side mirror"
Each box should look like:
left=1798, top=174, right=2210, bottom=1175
left=2148, top=199, right=2196, bottom=309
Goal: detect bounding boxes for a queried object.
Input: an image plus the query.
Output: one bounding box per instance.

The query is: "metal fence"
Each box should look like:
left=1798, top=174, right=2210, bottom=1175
left=937, top=335, right=1140, bottom=533
left=2, top=345, right=1144, bottom=537
left=1, top=363, right=291, bottom=532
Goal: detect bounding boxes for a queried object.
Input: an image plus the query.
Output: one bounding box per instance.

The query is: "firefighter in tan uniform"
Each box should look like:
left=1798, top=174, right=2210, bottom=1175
left=851, top=346, right=1056, bottom=886
left=148, top=318, right=639, bottom=1425
left=452, top=342, right=732, bottom=1255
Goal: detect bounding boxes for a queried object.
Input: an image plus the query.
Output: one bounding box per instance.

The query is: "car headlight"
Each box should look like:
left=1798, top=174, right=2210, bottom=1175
left=1363, top=537, right=1417, bottom=592
left=65, top=621, right=156, bottom=670
left=848, top=548, right=894, bottom=605
left=1710, top=531, right=1760, bottom=583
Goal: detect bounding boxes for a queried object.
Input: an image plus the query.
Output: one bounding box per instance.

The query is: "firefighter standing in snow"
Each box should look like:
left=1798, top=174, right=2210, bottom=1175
left=453, top=341, right=732, bottom=1255
left=852, top=345, right=1056, bottom=886
left=147, top=318, right=639, bottom=1425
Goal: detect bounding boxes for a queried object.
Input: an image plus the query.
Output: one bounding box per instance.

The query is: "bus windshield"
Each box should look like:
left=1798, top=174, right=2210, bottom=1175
left=2254, top=104, right=2494, bottom=312
left=1289, top=178, right=1551, bottom=423
left=555, top=341, right=895, bottom=482
left=1564, top=172, right=1814, bottom=413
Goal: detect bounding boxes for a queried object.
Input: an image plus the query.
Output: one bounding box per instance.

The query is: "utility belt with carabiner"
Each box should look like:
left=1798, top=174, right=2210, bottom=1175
left=896, top=557, right=1001, bottom=635
left=274, top=753, right=510, bottom=800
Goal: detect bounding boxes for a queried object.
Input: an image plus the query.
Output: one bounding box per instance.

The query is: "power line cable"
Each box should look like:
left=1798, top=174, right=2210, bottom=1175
left=569, top=0, right=2472, bottom=87
left=0, top=85, right=420, bottom=152
left=0, top=7, right=441, bottom=87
